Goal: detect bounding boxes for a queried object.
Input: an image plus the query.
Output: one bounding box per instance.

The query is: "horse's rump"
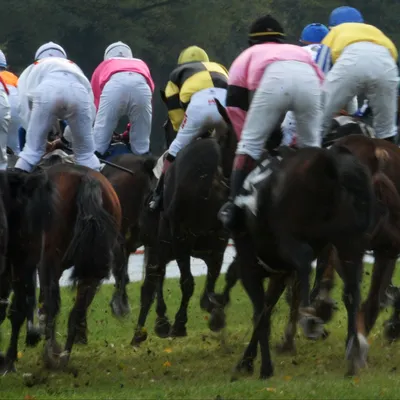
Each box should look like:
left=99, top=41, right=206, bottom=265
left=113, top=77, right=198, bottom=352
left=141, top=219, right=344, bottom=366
left=46, top=164, right=122, bottom=282
left=164, top=138, right=226, bottom=231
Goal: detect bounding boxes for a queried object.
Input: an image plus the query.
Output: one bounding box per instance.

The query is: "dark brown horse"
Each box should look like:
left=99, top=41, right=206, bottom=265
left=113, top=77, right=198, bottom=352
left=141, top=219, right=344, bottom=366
left=131, top=106, right=238, bottom=344
left=307, top=135, right=400, bottom=343
left=0, top=169, right=55, bottom=373
left=38, top=163, right=122, bottom=369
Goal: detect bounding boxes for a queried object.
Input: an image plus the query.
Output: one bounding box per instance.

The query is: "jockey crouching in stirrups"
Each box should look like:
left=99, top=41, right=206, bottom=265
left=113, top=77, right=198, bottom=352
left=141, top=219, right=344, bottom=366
left=316, top=7, right=399, bottom=143
left=14, top=42, right=101, bottom=173
left=0, top=50, right=21, bottom=155
left=148, top=46, right=229, bottom=211
left=92, top=41, right=154, bottom=158
left=218, top=15, right=324, bottom=230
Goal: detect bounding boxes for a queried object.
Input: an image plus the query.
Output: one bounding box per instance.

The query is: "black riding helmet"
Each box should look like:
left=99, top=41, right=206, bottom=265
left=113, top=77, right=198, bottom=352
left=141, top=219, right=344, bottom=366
left=248, top=15, right=286, bottom=46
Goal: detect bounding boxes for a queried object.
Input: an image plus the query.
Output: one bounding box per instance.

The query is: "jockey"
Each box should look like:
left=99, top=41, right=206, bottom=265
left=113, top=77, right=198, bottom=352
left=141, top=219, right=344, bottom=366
left=0, top=74, right=10, bottom=170
left=148, top=45, right=229, bottom=211
left=0, top=49, right=21, bottom=155
left=14, top=42, right=101, bottom=172
left=281, top=23, right=329, bottom=146
left=92, top=41, right=154, bottom=157
left=316, top=7, right=399, bottom=142
left=218, top=15, right=324, bottom=230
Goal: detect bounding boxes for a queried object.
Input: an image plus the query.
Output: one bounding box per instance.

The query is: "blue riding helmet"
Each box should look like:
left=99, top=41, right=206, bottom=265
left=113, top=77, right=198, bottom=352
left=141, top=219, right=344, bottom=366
left=329, top=6, right=364, bottom=28
left=300, top=23, right=329, bottom=44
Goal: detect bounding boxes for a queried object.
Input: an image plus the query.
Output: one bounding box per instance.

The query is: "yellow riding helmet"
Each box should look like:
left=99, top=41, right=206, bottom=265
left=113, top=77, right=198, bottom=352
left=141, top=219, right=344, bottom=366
left=177, top=46, right=209, bottom=64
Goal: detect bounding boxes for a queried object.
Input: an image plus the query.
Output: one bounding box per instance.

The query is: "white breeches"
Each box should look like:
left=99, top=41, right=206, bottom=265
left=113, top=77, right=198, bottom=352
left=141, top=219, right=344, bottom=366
left=0, top=90, right=10, bottom=170
left=7, top=85, right=21, bottom=154
left=321, top=41, right=398, bottom=139
left=93, top=71, right=152, bottom=155
left=168, top=87, right=228, bottom=157
left=237, top=60, right=322, bottom=160
left=16, top=73, right=100, bottom=172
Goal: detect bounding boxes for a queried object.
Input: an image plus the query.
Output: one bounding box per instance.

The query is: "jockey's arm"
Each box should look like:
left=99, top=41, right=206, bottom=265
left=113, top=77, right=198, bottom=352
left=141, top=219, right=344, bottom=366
left=164, top=80, right=185, bottom=132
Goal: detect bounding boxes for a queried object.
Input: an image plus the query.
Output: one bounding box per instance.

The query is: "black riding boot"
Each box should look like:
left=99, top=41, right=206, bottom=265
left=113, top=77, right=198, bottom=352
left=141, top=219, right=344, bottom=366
left=148, top=172, right=166, bottom=211
left=218, top=154, right=256, bottom=231
left=384, top=135, right=398, bottom=144
left=148, top=153, right=175, bottom=211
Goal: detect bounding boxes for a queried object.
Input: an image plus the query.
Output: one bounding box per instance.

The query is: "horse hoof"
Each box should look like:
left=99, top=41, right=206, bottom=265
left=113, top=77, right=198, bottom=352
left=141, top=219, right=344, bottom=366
left=232, top=359, right=254, bottom=379
left=131, top=327, right=148, bottom=346
left=26, top=326, right=42, bottom=347
left=42, top=341, right=60, bottom=370
left=74, top=331, right=88, bottom=345
left=154, top=317, right=171, bottom=338
left=110, top=297, right=130, bottom=319
left=345, top=333, right=369, bottom=374
left=313, top=297, right=337, bottom=323
left=170, top=325, right=187, bottom=338
left=59, top=351, right=70, bottom=369
left=0, top=360, right=16, bottom=374
left=275, top=341, right=296, bottom=355
left=209, top=308, right=226, bottom=333
left=299, top=314, right=324, bottom=340
left=384, top=319, right=400, bottom=343
left=259, top=369, right=274, bottom=380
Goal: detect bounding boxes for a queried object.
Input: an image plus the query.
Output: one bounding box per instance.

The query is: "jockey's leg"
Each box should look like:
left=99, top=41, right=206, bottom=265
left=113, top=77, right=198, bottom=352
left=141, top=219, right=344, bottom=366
left=7, top=87, right=21, bottom=155
left=93, top=76, right=127, bottom=156
left=365, top=56, right=398, bottom=142
left=0, top=91, right=10, bottom=170
left=127, top=74, right=152, bottom=155
left=15, top=83, right=56, bottom=172
left=67, top=84, right=101, bottom=171
left=320, top=61, right=360, bottom=138
left=148, top=90, right=209, bottom=211
left=292, top=65, right=322, bottom=148
left=219, top=61, right=293, bottom=230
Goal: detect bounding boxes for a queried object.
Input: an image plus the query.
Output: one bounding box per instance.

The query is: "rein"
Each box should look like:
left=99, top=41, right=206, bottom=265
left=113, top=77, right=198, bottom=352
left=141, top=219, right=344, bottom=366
left=58, top=142, right=136, bottom=176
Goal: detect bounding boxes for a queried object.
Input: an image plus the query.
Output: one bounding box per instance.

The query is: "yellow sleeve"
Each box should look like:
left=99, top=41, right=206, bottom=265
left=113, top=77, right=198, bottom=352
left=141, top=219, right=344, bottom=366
left=165, top=80, right=185, bottom=132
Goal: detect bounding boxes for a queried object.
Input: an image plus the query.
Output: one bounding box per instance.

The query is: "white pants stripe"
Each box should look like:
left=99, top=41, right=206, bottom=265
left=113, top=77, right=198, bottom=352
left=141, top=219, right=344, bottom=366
left=168, top=87, right=228, bottom=157
left=0, top=90, right=10, bottom=170
left=16, top=73, right=100, bottom=172
left=321, top=42, right=398, bottom=139
left=237, top=60, right=322, bottom=159
left=93, top=71, right=152, bottom=155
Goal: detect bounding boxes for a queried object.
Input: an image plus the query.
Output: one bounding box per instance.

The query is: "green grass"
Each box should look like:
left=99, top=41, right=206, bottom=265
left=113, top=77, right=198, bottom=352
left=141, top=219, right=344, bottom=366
left=1, top=264, right=400, bottom=399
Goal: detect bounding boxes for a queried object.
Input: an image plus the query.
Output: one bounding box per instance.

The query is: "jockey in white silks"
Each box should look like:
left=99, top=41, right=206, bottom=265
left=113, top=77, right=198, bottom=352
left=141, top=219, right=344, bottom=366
left=281, top=22, right=358, bottom=147
left=0, top=50, right=20, bottom=155
left=316, top=7, right=399, bottom=143
left=0, top=74, right=10, bottom=170
left=91, top=41, right=154, bottom=157
left=15, top=42, right=101, bottom=172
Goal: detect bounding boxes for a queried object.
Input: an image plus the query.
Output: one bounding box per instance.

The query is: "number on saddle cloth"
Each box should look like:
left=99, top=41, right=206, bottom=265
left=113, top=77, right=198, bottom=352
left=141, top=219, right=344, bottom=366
left=234, top=156, right=282, bottom=216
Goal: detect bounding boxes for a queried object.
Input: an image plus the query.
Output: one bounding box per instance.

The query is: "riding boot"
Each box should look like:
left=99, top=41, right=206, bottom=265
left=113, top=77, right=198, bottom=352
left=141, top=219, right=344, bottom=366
left=384, top=135, right=398, bottom=144
left=218, top=153, right=256, bottom=231
left=148, top=153, right=175, bottom=211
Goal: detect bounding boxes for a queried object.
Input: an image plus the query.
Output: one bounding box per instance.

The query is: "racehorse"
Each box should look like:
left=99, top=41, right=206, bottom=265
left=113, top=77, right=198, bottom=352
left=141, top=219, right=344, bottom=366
left=131, top=101, right=238, bottom=344
left=0, top=168, right=55, bottom=373
left=213, top=103, right=375, bottom=380
left=307, top=134, right=400, bottom=343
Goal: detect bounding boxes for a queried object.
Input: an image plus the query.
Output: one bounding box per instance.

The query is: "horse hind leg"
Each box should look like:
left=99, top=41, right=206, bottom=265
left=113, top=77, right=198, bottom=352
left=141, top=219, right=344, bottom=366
left=336, top=244, right=368, bottom=377
left=110, top=243, right=131, bottom=318
left=209, top=257, right=239, bottom=333
left=59, top=279, right=99, bottom=369
left=25, top=269, right=42, bottom=347
left=384, top=291, right=400, bottom=342
left=170, top=255, right=194, bottom=337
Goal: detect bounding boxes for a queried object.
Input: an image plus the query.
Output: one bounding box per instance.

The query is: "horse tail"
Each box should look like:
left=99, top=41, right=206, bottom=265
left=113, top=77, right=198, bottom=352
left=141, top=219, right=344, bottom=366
left=370, top=148, right=400, bottom=248
left=65, top=174, right=120, bottom=283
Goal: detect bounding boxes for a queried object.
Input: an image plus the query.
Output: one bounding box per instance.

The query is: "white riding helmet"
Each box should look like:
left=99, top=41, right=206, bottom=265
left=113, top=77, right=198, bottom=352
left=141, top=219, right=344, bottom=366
left=0, top=50, right=7, bottom=68
left=104, top=41, right=132, bottom=60
left=35, top=42, right=67, bottom=61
